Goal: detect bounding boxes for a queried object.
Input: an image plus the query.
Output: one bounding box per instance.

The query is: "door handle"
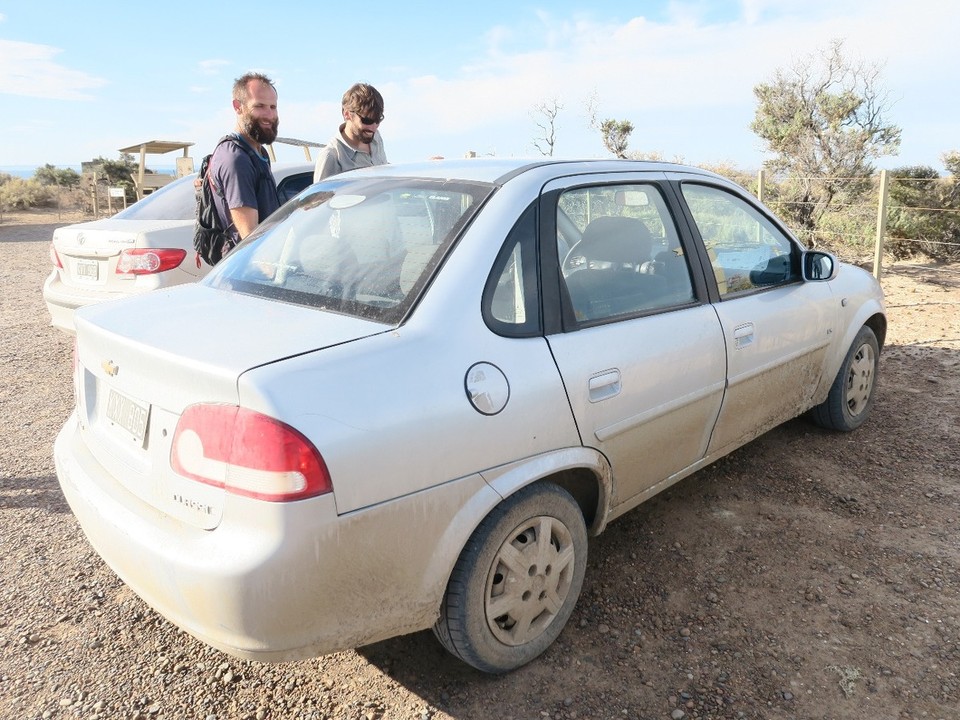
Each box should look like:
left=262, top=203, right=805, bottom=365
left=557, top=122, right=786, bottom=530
left=733, top=322, right=754, bottom=349
left=588, top=369, right=621, bottom=402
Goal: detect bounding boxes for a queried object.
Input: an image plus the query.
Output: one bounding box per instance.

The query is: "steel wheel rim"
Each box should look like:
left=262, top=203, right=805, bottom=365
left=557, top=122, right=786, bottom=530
left=484, top=516, right=577, bottom=646
left=845, top=341, right=876, bottom=417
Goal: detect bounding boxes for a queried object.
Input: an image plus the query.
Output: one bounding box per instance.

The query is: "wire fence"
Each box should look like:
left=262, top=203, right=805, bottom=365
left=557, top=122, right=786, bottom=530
left=0, top=179, right=139, bottom=225
left=4, top=169, right=959, bottom=280
left=750, top=169, right=960, bottom=277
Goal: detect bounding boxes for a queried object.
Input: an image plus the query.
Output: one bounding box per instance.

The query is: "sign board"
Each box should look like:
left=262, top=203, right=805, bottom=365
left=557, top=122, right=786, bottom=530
left=108, top=187, right=125, bottom=198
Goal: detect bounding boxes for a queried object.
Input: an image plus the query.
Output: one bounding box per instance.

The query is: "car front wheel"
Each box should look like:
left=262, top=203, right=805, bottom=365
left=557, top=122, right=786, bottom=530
left=810, top=325, right=880, bottom=431
left=433, top=483, right=588, bottom=673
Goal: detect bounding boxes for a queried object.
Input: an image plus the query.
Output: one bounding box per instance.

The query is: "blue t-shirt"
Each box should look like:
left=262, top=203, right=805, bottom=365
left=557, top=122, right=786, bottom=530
left=209, top=135, right=280, bottom=244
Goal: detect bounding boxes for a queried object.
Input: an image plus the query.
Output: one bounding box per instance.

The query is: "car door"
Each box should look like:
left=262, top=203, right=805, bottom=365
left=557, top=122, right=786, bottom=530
left=540, top=174, right=727, bottom=509
left=671, top=178, right=840, bottom=457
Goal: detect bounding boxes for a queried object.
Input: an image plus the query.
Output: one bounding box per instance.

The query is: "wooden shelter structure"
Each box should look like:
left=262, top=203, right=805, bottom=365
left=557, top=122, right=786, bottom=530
left=269, top=136, right=324, bottom=162
left=117, top=137, right=322, bottom=200
left=118, top=140, right=195, bottom=199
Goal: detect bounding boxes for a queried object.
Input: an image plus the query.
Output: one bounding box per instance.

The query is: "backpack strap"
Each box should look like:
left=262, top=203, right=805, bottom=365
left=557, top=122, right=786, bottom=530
left=209, top=134, right=278, bottom=211
left=204, top=135, right=238, bottom=200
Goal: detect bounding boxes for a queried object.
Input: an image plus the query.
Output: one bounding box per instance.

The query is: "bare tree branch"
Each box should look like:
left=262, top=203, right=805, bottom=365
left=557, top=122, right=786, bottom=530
left=531, top=98, right=563, bottom=157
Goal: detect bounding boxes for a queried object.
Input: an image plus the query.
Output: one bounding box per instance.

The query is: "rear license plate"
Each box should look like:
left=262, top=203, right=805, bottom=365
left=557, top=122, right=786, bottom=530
left=75, top=259, right=99, bottom=281
left=105, top=389, right=150, bottom=446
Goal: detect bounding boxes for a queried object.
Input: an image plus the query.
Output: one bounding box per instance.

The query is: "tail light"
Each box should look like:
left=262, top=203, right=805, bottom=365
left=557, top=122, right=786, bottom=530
left=170, top=404, right=332, bottom=502
left=116, top=248, right=187, bottom=275
left=50, top=243, right=63, bottom=268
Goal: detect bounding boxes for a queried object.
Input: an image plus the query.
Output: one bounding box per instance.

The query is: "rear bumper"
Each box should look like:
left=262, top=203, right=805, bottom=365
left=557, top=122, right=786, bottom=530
left=54, top=413, right=496, bottom=661
left=43, top=271, right=142, bottom=334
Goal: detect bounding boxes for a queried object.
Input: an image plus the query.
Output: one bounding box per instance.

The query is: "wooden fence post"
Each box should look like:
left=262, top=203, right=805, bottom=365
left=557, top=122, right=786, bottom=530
left=756, top=169, right=765, bottom=203
left=873, top=169, right=889, bottom=280
left=91, top=172, right=100, bottom=218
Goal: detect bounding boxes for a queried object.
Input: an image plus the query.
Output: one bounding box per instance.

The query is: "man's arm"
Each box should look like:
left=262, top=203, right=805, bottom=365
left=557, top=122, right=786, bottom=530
left=228, top=206, right=260, bottom=239
left=313, top=146, right=340, bottom=182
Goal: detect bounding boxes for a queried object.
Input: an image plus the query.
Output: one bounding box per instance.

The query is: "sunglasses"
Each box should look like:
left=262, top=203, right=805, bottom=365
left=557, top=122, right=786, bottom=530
left=355, top=112, right=384, bottom=126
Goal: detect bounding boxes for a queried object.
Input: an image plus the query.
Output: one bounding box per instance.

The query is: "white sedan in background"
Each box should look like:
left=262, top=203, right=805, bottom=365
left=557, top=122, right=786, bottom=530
left=42, top=163, right=314, bottom=333
left=54, top=158, right=885, bottom=673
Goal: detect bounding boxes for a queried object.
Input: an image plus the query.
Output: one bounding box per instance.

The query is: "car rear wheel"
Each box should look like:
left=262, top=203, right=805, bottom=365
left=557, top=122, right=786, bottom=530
left=810, top=325, right=879, bottom=431
left=433, top=483, right=588, bottom=673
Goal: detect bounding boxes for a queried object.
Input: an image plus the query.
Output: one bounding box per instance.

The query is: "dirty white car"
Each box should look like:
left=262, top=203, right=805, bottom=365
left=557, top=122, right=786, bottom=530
left=54, top=159, right=886, bottom=673
left=42, top=163, right=314, bottom=333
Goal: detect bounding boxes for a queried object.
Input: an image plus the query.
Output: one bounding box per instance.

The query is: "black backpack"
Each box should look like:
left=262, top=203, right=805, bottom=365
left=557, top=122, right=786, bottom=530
left=193, top=135, right=264, bottom=266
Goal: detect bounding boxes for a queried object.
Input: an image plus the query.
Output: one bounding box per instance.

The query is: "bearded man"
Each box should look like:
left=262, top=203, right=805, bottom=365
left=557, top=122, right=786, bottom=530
left=207, top=72, right=281, bottom=247
left=313, top=83, right=388, bottom=182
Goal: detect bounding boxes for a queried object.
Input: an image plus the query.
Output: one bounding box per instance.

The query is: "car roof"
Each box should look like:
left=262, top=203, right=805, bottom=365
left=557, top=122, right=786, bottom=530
left=343, top=158, right=727, bottom=186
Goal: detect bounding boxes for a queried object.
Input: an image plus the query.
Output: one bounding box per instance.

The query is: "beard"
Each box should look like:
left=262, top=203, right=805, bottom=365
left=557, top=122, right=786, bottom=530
left=242, top=113, right=279, bottom=145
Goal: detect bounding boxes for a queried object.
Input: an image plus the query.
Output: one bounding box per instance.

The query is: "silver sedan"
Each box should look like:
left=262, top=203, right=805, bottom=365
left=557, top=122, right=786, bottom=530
left=54, top=159, right=886, bottom=673
left=42, top=163, right=314, bottom=333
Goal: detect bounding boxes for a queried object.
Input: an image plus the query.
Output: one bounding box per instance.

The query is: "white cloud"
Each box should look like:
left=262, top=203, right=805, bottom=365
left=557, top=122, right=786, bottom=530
left=197, top=59, right=230, bottom=76
left=364, top=2, right=960, bottom=166
left=5, top=2, right=957, bottom=169
left=0, top=39, right=106, bottom=100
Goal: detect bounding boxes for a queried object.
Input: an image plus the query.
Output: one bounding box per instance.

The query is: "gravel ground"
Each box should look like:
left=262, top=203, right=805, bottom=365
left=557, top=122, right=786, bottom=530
left=1, top=209, right=958, bottom=720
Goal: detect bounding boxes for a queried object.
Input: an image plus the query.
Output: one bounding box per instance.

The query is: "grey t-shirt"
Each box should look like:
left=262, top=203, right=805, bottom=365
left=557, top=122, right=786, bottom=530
left=210, top=135, right=280, bottom=245
left=313, top=126, right=388, bottom=182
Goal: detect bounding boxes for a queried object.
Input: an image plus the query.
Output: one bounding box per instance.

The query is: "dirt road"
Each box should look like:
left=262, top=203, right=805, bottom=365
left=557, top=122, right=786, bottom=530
left=1, top=210, right=957, bottom=720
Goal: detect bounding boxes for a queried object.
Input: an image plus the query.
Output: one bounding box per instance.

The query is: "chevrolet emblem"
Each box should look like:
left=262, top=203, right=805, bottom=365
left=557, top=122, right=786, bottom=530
left=101, top=360, right=119, bottom=377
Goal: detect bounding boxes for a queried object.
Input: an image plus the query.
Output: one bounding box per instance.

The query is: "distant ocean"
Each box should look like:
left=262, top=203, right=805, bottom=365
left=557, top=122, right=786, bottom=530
left=0, top=166, right=53, bottom=178
left=1, top=165, right=178, bottom=179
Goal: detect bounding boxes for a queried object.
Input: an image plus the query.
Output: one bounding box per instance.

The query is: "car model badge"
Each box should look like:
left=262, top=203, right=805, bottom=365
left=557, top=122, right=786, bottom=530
left=102, top=360, right=119, bottom=377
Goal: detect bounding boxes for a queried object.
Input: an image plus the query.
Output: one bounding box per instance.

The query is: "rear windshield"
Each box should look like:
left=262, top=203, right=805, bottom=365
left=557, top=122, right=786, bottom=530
left=113, top=175, right=197, bottom=221
left=204, top=176, right=494, bottom=324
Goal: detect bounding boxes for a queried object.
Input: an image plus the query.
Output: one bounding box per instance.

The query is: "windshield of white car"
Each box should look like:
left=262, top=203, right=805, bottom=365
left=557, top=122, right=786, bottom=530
left=203, top=176, right=495, bottom=324
left=112, top=175, right=197, bottom=221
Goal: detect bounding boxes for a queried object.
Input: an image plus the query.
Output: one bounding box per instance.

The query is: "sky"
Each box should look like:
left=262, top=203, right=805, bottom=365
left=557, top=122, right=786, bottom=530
left=1, top=1, right=958, bottom=175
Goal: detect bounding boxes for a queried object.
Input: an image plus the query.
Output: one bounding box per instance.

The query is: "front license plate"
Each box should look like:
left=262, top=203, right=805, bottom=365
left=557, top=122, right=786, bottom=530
left=105, top=389, right=150, bottom=446
left=75, top=259, right=99, bottom=281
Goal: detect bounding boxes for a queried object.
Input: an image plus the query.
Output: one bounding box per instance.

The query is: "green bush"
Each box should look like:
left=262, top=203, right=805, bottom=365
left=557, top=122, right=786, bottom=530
left=0, top=178, right=54, bottom=209
left=887, top=166, right=960, bottom=261
left=34, top=164, right=82, bottom=188
left=811, top=208, right=876, bottom=262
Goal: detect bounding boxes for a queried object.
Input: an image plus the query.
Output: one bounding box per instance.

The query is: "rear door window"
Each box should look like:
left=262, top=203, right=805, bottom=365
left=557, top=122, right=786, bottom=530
left=557, top=183, right=696, bottom=324
left=484, top=204, right=540, bottom=337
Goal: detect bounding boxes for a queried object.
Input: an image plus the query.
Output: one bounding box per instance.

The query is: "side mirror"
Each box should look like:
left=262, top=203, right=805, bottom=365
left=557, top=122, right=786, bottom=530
left=802, top=251, right=837, bottom=281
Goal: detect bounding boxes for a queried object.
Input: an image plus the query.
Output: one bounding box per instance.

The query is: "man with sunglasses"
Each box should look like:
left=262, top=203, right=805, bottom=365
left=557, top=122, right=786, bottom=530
left=313, top=82, right=388, bottom=182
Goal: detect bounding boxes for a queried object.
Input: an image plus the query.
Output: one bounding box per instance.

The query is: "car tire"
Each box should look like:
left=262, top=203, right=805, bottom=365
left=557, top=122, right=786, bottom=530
left=433, top=483, right=588, bottom=673
left=810, top=325, right=879, bottom=432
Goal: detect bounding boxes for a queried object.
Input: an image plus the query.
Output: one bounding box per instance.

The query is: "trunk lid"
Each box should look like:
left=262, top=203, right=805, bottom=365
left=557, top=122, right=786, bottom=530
left=73, top=283, right=390, bottom=529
